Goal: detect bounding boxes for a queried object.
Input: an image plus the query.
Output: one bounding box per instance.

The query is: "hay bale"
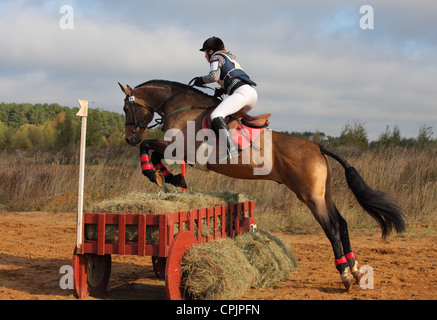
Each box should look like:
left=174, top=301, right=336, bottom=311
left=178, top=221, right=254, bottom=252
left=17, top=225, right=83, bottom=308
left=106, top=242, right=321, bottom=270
left=84, top=191, right=252, bottom=243
left=180, top=229, right=297, bottom=300
left=181, top=238, right=259, bottom=300
left=86, top=190, right=252, bottom=214
left=234, top=230, right=297, bottom=288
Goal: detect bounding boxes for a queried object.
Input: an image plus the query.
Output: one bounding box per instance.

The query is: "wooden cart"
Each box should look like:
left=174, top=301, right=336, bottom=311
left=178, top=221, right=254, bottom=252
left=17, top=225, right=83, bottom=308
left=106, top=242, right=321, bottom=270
left=72, top=201, right=256, bottom=300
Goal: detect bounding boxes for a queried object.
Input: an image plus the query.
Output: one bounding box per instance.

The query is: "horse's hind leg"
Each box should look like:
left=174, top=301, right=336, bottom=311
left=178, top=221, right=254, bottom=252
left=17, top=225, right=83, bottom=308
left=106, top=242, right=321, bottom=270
left=332, top=204, right=362, bottom=284
left=323, top=153, right=361, bottom=286
left=305, top=197, right=355, bottom=291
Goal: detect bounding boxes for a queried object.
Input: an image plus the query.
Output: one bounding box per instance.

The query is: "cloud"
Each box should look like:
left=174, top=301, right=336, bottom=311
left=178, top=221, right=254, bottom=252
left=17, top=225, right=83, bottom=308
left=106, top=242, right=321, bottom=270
left=0, top=2, right=204, bottom=108
left=0, top=0, right=436, bottom=140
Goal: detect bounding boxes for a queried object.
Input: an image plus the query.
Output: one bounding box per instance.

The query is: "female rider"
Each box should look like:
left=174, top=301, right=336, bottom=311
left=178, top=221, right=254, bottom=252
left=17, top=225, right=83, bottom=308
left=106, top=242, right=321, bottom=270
left=192, top=36, right=257, bottom=159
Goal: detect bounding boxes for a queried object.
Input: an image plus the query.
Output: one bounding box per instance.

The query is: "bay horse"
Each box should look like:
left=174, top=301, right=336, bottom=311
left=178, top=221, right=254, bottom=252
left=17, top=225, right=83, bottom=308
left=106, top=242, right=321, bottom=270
left=119, top=79, right=405, bottom=291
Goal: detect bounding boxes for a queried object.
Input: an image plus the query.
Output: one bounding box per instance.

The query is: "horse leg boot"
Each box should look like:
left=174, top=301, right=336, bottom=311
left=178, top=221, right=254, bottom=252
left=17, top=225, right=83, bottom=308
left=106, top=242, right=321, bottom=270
left=139, top=143, right=163, bottom=186
left=329, top=231, right=354, bottom=291
left=307, top=198, right=354, bottom=291
left=151, top=152, right=187, bottom=189
left=345, top=252, right=361, bottom=284
left=336, top=210, right=362, bottom=284
left=212, top=117, right=239, bottom=159
left=139, top=152, right=164, bottom=186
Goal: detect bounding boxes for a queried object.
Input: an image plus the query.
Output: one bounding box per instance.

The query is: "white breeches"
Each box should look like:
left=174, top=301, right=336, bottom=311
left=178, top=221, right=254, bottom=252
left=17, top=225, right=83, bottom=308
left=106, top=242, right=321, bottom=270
left=210, top=84, right=258, bottom=120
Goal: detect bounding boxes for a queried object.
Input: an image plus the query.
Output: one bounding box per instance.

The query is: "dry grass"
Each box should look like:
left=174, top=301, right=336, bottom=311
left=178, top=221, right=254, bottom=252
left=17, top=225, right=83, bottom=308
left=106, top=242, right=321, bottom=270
left=1, top=146, right=436, bottom=235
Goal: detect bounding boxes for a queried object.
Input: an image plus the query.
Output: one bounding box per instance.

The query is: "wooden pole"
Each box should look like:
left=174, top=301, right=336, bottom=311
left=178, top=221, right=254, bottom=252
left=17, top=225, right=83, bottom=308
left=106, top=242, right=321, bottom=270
left=76, top=100, right=88, bottom=252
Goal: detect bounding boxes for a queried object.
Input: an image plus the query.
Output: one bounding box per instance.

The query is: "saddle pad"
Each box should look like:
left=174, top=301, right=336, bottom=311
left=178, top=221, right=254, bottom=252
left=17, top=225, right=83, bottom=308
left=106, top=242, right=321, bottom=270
left=202, top=116, right=267, bottom=150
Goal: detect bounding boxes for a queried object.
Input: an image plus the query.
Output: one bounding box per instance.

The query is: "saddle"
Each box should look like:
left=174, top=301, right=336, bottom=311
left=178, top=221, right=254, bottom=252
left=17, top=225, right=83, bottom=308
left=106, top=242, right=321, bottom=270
left=202, top=111, right=271, bottom=150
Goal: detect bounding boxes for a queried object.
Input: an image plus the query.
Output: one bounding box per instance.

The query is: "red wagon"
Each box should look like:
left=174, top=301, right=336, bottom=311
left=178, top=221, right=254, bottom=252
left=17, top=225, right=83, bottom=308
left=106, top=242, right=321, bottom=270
left=72, top=201, right=256, bottom=300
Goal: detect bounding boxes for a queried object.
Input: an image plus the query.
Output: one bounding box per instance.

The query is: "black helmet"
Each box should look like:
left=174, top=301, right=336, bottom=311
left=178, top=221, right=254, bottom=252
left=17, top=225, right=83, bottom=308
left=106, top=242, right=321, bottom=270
left=199, top=36, right=225, bottom=52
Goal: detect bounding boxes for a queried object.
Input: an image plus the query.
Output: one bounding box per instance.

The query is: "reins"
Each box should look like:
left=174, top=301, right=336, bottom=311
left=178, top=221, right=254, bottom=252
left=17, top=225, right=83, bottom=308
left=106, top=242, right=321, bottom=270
left=164, top=105, right=215, bottom=119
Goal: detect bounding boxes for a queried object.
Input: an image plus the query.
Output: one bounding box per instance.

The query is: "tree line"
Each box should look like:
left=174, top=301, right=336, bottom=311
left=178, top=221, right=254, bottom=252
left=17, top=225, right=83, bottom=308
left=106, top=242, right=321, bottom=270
left=285, top=120, right=436, bottom=149
left=0, top=102, right=125, bottom=150
left=1, top=103, right=435, bottom=151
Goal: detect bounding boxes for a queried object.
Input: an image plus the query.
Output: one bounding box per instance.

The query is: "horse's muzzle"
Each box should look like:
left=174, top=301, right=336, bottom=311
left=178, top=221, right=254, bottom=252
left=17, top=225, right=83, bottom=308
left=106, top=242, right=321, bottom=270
left=126, top=135, right=140, bottom=146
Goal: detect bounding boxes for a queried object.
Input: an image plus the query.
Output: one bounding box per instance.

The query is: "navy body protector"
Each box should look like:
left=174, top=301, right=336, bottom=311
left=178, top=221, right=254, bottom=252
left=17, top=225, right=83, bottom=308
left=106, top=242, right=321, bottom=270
left=216, top=53, right=257, bottom=92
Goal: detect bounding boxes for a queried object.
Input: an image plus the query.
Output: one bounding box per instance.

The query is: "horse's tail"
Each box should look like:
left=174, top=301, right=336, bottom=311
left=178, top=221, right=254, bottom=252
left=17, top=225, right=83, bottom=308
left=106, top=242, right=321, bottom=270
left=320, top=146, right=406, bottom=238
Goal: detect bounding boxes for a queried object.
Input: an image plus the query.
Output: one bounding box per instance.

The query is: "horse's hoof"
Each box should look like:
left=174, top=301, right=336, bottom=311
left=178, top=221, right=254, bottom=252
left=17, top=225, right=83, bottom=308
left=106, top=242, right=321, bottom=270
left=169, top=174, right=187, bottom=189
left=177, top=175, right=188, bottom=189
left=341, top=267, right=354, bottom=291
left=350, top=260, right=362, bottom=284
left=155, top=170, right=164, bottom=187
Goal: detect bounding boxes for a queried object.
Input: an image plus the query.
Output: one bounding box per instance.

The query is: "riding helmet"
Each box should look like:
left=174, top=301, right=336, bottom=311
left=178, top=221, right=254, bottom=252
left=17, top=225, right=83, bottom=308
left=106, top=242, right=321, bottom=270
left=199, top=36, right=225, bottom=52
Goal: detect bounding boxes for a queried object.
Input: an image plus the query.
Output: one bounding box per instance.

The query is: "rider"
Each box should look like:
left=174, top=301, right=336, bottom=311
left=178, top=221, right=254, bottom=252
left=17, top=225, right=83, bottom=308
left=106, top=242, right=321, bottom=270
left=192, top=36, right=257, bottom=159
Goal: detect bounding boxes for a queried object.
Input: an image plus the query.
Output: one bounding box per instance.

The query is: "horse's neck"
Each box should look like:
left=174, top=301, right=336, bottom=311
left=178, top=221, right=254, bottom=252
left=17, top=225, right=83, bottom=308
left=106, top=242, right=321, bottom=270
left=139, top=85, right=173, bottom=108
left=139, top=82, right=218, bottom=115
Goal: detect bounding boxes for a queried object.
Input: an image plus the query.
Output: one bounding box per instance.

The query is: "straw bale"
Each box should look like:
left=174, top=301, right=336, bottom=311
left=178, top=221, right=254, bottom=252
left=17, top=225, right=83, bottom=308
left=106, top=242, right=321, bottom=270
left=180, top=229, right=297, bottom=300
left=180, top=237, right=259, bottom=300
left=234, top=230, right=297, bottom=287
left=84, top=191, right=251, bottom=243
left=86, top=191, right=247, bottom=214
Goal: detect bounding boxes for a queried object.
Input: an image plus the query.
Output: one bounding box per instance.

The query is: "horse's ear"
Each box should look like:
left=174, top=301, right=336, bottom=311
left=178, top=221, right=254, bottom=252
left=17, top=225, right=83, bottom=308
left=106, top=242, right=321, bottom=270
left=127, top=84, right=133, bottom=90
left=118, top=82, right=131, bottom=95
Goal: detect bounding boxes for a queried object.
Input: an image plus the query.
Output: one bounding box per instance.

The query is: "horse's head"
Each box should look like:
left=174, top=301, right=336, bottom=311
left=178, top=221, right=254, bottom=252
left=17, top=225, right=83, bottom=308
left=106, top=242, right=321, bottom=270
left=119, top=82, right=155, bottom=146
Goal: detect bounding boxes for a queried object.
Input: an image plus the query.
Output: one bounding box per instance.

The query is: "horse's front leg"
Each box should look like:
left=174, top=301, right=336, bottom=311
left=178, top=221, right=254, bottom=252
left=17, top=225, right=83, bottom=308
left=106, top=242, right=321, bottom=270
left=139, top=139, right=187, bottom=188
left=151, top=152, right=187, bottom=189
left=139, top=139, right=164, bottom=186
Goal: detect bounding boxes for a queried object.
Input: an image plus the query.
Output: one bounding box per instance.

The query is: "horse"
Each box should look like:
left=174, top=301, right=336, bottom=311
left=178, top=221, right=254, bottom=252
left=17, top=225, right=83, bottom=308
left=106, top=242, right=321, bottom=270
left=119, top=79, right=406, bottom=291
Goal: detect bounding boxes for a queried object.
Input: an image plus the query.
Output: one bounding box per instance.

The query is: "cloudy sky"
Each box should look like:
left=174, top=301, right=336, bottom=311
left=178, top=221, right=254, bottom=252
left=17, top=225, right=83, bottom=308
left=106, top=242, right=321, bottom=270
left=1, top=0, right=436, bottom=140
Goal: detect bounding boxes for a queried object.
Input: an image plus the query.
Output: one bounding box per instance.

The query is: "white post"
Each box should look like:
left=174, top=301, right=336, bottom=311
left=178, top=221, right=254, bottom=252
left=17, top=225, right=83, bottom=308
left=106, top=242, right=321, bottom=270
left=76, top=100, right=88, bottom=251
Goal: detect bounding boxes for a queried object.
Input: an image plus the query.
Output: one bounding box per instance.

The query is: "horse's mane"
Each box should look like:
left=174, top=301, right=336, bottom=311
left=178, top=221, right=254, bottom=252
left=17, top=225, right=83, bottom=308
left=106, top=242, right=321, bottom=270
left=135, top=79, right=213, bottom=99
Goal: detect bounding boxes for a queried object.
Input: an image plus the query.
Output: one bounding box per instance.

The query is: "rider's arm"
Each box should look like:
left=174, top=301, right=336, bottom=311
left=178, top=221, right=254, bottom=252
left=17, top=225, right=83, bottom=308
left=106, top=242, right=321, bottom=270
left=202, top=55, right=225, bottom=84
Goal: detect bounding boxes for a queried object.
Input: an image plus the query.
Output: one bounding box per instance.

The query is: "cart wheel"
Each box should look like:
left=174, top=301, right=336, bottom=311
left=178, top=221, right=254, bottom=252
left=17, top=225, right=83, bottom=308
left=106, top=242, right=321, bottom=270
left=152, top=256, right=166, bottom=279
left=72, top=248, right=111, bottom=299
left=165, top=231, right=197, bottom=300
left=87, top=254, right=111, bottom=296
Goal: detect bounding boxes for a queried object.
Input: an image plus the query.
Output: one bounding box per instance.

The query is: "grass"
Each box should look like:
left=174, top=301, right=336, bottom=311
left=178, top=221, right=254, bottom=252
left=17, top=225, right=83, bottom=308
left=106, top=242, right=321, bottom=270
left=1, top=145, right=436, bottom=236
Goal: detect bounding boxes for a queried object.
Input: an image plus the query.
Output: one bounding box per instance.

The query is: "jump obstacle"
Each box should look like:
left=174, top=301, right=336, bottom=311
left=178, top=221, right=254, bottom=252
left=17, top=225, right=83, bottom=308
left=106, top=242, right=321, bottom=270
left=71, top=100, right=257, bottom=300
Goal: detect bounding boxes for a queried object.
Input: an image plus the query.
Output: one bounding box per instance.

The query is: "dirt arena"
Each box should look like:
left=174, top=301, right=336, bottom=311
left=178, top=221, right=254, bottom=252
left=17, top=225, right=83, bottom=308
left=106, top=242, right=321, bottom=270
left=0, top=211, right=436, bottom=300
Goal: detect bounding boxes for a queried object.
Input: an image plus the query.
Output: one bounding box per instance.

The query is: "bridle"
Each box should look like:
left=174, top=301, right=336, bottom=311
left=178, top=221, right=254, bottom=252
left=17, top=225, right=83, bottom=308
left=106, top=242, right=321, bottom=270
left=125, top=90, right=164, bottom=130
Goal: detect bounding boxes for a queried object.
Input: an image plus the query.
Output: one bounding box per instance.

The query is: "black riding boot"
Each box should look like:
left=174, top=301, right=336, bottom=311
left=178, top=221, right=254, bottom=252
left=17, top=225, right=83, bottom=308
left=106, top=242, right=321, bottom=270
left=212, top=117, right=239, bottom=159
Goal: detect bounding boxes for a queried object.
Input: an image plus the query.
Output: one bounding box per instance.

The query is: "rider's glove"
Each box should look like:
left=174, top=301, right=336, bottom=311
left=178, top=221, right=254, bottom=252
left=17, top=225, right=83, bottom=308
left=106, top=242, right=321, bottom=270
left=191, top=76, right=204, bottom=87
left=214, top=87, right=226, bottom=98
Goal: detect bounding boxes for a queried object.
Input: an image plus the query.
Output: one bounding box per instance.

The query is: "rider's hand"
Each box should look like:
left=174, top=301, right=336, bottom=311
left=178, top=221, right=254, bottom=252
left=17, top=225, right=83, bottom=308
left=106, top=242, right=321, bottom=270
left=191, top=76, right=204, bottom=87
left=214, top=88, right=226, bottom=98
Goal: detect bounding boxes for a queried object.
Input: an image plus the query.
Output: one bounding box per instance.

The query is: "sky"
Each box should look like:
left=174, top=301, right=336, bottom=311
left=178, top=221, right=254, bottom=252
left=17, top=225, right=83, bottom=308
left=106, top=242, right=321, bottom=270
left=0, top=0, right=436, bottom=141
